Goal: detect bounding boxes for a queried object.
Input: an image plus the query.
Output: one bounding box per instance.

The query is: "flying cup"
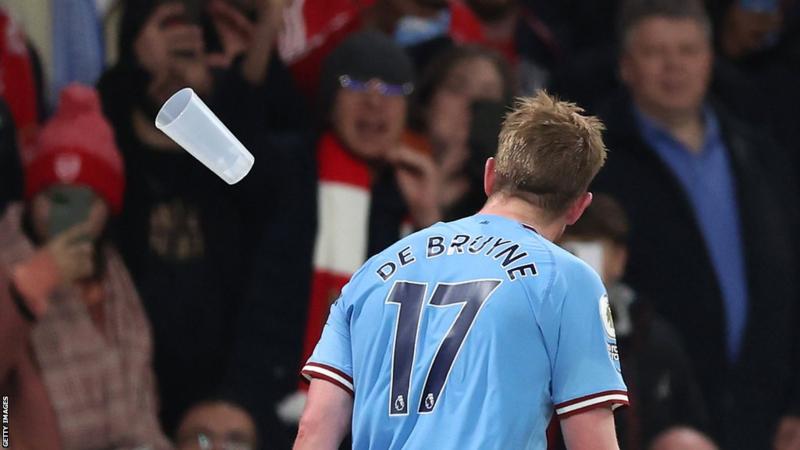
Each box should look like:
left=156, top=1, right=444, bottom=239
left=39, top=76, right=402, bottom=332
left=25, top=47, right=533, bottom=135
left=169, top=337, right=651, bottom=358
left=155, top=88, right=254, bottom=184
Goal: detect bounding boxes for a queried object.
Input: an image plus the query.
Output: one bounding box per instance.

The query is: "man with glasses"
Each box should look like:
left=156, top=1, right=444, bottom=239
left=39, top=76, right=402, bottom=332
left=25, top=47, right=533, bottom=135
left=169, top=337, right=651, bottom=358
left=278, top=31, right=444, bottom=427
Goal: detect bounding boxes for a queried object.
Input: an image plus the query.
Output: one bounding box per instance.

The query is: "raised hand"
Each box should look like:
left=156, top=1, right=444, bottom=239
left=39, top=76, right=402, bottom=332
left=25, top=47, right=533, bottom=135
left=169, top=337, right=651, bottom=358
left=388, top=145, right=442, bottom=228
left=208, top=0, right=289, bottom=83
left=134, top=3, right=205, bottom=76
left=45, top=222, right=95, bottom=285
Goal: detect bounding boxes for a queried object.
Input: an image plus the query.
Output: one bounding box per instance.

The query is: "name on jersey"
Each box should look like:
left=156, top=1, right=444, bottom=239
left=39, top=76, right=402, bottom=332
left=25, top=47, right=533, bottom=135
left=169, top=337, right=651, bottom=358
left=376, top=235, right=538, bottom=282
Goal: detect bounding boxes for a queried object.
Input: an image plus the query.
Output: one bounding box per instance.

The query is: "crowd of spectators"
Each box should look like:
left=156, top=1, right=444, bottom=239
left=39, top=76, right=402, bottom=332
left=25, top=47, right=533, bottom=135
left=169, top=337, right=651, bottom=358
left=0, top=0, right=798, bottom=449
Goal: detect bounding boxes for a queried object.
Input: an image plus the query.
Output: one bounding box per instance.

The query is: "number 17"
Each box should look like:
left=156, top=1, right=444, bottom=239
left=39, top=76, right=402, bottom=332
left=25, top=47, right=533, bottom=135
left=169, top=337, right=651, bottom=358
left=386, top=279, right=502, bottom=416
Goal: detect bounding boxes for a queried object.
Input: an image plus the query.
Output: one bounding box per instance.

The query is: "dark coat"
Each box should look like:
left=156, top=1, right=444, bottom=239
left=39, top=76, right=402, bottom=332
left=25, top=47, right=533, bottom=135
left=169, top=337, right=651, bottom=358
left=0, top=100, right=22, bottom=215
left=592, top=91, right=800, bottom=450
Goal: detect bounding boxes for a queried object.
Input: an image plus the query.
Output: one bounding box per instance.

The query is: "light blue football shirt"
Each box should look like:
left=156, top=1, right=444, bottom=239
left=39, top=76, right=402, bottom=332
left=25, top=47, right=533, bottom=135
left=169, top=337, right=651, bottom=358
left=302, top=214, right=628, bottom=450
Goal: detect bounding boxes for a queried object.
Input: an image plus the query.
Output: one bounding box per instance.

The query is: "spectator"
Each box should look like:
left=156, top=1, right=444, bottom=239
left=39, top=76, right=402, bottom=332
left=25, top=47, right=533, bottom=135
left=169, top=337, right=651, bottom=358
left=206, top=0, right=304, bottom=130
left=648, top=427, right=718, bottom=450
left=592, top=0, right=800, bottom=448
left=713, top=0, right=787, bottom=62
left=204, top=3, right=319, bottom=448
left=176, top=398, right=258, bottom=450
left=0, top=84, right=170, bottom=450
left=465, top=0, right=562, bottom=93
left=279, top=0, right=486, bottom=97
left=558, top=194, right=710, bottom=448
left=98, top=0, right=250, bottom=435
left=278, top=30, right=441, bottom=424
left=712, top=0, right=800, bottom=184
left=411, top=45, right=512, bottom=219
left=103, top=2, right=319, bottom=446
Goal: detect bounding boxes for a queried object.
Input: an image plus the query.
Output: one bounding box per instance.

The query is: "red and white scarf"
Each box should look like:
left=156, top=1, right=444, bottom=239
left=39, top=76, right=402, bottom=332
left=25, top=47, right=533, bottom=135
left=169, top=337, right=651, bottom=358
left=300, top=133, right=373, bottom=367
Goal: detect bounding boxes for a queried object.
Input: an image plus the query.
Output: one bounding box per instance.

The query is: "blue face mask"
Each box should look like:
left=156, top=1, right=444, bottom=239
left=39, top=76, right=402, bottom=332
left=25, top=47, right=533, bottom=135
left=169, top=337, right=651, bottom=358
left=393, top=10, right=451, bottom=47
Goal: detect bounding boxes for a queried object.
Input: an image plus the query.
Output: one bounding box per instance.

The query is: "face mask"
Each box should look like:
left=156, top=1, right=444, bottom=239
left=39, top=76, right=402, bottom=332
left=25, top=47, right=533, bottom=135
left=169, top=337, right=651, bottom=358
left=560, top=240, right=605, bottom=277
left=394, top=10, right=451, bottom=47
left=563, top=240, right=636, bottom=337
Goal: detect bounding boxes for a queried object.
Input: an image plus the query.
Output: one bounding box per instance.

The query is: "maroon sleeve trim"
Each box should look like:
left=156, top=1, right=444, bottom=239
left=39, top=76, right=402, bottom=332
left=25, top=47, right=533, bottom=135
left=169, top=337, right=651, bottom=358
left=303, top=362, right=354, bottom=383
left=557, top=398, right=630, bottom=419
left=555, top=390, right=629, bottom=418
left=300, top=362, right=354, bottom=396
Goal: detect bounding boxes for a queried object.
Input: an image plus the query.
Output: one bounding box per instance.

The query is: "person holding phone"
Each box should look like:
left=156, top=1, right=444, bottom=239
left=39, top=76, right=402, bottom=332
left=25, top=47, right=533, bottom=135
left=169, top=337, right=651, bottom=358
left=0, top=84, right=170, bottom=450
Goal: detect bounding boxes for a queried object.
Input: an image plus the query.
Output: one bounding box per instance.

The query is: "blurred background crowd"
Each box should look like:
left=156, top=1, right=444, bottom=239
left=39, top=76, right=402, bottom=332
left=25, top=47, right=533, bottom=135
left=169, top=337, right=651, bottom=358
left=0, top=0, right=798, bottom=449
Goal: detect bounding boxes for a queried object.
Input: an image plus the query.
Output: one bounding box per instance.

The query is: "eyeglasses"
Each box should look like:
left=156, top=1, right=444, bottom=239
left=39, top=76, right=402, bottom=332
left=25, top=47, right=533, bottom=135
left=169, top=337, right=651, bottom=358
left=338, top=75, right=414, bottom=96
left=177, top=431, right=254, bottom=450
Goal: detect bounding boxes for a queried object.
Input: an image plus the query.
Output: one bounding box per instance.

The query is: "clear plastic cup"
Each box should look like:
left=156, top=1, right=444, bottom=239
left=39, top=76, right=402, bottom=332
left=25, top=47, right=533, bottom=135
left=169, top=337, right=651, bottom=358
left=155, top=87, right=254, bottom=184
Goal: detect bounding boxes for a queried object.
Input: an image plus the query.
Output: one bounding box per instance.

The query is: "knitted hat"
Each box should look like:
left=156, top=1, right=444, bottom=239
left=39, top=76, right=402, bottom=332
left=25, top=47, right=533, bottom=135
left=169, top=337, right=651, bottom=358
left=24, top=84, right=124, bottom=214
left=319, top=30, right=415, bottom=117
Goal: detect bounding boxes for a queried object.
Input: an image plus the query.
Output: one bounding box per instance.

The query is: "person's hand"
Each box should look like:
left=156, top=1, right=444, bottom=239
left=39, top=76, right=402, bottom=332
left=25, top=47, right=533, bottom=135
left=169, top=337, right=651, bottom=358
left=388, top=145, right=442, bottom=228
left=45, top=223, right=95, bottom=285
left=775, top=416, right=800, bottom=450
left=134, top=3, right=206, bottom=76
left=137, top=4, right=211, bottom=101
left=208, top=0, right=288, bottom=81
left=721, top=4, right=782, bottom=58
left=207, top=0, right=256, bottom=68
left=253, top=0, right=288, bottom=34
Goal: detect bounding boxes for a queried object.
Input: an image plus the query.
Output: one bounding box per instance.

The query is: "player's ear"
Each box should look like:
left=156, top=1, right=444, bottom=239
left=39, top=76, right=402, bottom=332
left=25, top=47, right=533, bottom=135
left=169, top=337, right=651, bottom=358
left=484, top=158, right=496, bottom=197
left=564, top=192, right=593, bottom=226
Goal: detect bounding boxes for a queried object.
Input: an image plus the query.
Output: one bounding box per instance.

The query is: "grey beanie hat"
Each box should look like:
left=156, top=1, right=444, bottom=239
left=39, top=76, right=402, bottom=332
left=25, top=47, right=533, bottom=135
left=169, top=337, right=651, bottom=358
left=319, top=30, right=415, bottom=117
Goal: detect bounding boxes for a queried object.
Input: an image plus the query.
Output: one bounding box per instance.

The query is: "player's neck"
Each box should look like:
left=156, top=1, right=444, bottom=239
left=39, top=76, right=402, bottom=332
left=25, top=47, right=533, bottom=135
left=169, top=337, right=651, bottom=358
left=479, top=195, right=563, bottom=242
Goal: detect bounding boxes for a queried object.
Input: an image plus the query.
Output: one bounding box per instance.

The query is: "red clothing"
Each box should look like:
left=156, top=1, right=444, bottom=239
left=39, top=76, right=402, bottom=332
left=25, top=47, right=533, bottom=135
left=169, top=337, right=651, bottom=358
left=0, top=204, right=171, bottom=450
left=279, top=0, right=485, bottom=97
left=0, top=9, right=39, bottom=157
left=0, top=266, right=62, bottom=450
left=301, top=133, right=373, bottom=365
left=300, top=133, right=425, bottom=388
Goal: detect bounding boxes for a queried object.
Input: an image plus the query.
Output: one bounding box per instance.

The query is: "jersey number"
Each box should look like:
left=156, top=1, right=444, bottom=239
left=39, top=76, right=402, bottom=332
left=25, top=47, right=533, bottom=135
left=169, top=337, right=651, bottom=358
left=386, top=279, right=501, bottom=416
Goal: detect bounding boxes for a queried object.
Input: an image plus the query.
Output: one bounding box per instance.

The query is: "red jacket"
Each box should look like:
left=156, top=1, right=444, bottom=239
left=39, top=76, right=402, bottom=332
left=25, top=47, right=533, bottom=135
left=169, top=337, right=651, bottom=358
left=279, top=0, right=485, bottom=97
left=0, top=254, right=62, bottom=450
left=0, top=204, right=171, bottom=450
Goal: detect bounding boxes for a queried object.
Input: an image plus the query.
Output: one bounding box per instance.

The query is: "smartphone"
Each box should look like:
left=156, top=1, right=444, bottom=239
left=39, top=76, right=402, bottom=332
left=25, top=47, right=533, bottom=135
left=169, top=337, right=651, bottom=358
left=47, top=186, right=95, bottom=238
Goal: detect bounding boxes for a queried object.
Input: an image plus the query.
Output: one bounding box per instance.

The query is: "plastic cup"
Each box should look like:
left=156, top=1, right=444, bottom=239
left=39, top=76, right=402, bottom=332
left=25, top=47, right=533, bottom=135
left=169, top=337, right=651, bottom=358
left=155, top=87, right=254, bottom=184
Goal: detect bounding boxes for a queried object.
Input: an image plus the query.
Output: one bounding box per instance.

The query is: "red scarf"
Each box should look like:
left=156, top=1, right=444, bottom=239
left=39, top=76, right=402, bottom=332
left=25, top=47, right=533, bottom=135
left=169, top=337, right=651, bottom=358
left=300, top=133, right=373, bottom=375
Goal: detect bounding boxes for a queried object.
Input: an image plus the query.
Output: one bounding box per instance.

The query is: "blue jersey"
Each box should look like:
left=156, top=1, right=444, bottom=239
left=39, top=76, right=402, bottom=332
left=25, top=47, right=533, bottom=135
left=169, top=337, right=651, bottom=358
left=302, top=214, right=628, bottom=449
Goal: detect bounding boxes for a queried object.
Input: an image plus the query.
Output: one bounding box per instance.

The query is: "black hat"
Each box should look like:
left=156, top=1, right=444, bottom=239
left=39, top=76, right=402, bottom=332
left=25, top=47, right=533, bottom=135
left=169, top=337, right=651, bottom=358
left=319, top=30, right=415, bottom=117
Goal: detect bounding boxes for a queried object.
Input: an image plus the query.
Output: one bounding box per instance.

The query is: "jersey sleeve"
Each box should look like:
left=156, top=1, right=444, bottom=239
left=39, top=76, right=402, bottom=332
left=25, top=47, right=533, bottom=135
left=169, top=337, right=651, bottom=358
left=547, top=260, right=628, bottom=418
left=300, top=279, right=355, bottom=395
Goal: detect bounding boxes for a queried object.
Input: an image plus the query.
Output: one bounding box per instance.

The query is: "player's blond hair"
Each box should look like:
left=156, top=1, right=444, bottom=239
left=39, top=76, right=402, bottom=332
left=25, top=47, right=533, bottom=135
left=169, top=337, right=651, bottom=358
left=493, top=91, right=608, bottom=216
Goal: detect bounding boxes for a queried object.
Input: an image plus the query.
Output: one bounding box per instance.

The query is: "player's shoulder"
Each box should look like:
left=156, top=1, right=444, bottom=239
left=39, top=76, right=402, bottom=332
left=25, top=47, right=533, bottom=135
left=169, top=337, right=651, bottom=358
left=366, top=221, right=447, bottom=266
left=548, top=243, right=605, bottom=298
left=351, top=223, right=447, bottom=286
left=372, top=216, right=474, bottom=255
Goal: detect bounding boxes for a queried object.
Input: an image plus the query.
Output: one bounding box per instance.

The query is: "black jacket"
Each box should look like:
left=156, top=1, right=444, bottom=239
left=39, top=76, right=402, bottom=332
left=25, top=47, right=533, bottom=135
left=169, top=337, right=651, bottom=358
left=0, top=100, right=21, bottom=215
left=593, top=92, right=799, bottom=450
